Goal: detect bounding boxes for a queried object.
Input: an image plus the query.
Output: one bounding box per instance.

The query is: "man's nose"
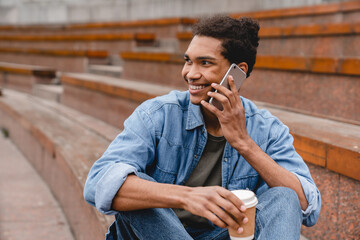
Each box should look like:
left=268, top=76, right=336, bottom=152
left=187, top=65, right=201, bottom=80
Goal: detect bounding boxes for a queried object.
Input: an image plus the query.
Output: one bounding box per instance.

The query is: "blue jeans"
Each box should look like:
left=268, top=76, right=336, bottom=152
left=105, top=174, right=302, bottom=240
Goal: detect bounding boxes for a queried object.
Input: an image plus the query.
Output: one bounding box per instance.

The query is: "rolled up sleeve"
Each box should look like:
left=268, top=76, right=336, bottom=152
left=94, top=163, right=138, bottom=214
left=83, top=106, right=156, bottom=215
left=294, top=173, right=321, bottom=226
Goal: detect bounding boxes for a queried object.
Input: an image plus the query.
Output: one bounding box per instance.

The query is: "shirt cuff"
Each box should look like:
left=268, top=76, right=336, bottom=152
left=294, top=173, right=321, bottom=226
left=95, top=162, right=137, bottom=215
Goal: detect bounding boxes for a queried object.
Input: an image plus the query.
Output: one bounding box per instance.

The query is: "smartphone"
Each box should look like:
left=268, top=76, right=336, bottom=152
left=209, top=63, right=246, bottom=110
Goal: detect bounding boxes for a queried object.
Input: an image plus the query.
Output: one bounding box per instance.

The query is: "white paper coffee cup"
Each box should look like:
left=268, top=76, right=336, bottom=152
left=229, top=190, right=258, bottom=240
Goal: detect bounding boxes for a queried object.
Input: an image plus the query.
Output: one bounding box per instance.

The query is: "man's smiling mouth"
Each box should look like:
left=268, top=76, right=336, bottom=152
left=189, top=84, right=208, bottom=90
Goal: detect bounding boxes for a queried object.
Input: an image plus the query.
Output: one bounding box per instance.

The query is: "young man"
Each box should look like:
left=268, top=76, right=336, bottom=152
left=84, top=16, right=321, bottom=239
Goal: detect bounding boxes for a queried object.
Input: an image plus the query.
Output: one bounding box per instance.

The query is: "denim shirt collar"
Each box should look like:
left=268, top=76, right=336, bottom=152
left=186, top=102, right=205, bottom=130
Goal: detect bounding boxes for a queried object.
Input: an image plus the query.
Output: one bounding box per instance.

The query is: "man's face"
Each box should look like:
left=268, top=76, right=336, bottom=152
left=182, top=35, right=231, bottom=105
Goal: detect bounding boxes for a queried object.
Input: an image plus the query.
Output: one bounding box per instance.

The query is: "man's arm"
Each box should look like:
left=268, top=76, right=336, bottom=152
left=111, top=174, right=184, bottom=211
left=236, top=140, right=308, bottom=210
left=201, top=77, right=308, bottom=210
left=112, top=174, right=249, bottom=232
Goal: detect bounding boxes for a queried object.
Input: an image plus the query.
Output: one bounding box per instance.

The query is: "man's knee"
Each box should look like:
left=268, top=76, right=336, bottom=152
left=269, top=186, right=298, bottom=200
left=261, top=187, right=302, bottom=221
left=258, top=187, right=301, bottom=214
left=255, top=187, right=302, bottom=239
left=271, top=187, right=300, bottom=206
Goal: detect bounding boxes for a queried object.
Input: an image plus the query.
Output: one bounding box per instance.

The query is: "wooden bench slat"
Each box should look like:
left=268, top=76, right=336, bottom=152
left=121, top=51, right=184, bottom=63
left=0, top=62, right=56, bottom=77
left=0, top=33, right=139, bottom=41
left=65, top=17, right=196, bottom=30
left=255, top=56, right=360, bottom=76
left=61, top=72, right=174, bottom=102
left=120, top=51, right=360, bottom=76
left=0, top=47, right=108, bottom=58
left=177, top=22, right=360, bottom=41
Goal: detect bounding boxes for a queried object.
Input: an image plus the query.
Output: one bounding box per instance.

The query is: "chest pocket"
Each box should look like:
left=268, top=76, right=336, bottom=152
left=151, top=165, right=177, bottom=184
left=227, top=175, right=259, bottom=192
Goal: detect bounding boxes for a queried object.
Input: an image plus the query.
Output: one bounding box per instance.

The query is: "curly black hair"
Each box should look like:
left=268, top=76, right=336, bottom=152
left=192, top=15, right=260, bottom=77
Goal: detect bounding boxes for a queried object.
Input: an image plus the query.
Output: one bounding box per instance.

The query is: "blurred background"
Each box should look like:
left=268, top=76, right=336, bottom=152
left=0, top=0, right=359, bottom=239
left=0, top=0, right=348, bottom=24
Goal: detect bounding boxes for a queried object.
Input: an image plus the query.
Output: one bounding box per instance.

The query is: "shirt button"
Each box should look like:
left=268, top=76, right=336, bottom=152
left=194, top=155, right=198, bottom=159
left=224, top=158, right=228, bottom=162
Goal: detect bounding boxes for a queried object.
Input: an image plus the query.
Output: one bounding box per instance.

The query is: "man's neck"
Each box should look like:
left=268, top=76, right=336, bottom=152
left=201, top=106, right=223, bottom=137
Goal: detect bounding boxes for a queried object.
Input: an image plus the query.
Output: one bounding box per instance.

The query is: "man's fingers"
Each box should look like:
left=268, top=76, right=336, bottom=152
left=220, top=190, right=246, bottom=213
left=228, top=75, right=242, bottom=103
left=217, top=190, right=247, bottom=225
left=203, top=202, right=241, bottom=229
left=201, top=99, right=221, bottom=115
left=204, top=211, right=227, bottom=228
left=210, top=79, right=237, bottom=110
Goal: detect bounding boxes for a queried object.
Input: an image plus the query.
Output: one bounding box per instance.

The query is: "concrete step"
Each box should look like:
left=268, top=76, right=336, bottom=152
left=32, top=84, right=63, bottom=102
left=87, top=64, right=123, bottom=78
left=133, top=38, right=180, bottom=53
left=0, top=89, right=117, bottom=240
left=0, top=47, right=109, bottom=73
left=0, top=61, right=56, bottom=94
left=0, top=133, right=75, bottom=240
left=61, top=72, right=180, bottom=128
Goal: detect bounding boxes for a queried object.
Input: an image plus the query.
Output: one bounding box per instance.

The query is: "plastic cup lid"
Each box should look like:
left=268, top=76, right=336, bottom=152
left=231, top=190, right=258, bottom=208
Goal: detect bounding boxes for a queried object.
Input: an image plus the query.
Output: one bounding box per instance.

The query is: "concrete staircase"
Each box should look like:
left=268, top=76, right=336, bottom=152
left=0, top=1, right=359, bottom=239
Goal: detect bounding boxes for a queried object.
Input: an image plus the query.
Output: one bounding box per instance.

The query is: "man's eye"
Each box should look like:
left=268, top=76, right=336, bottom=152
left=201, top=61, right=212, bottom=65
left=184, top=58, right=192, bottom=64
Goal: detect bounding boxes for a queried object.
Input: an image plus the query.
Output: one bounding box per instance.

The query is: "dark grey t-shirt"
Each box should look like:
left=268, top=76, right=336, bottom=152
left=173, top=133, right=226, bottom=228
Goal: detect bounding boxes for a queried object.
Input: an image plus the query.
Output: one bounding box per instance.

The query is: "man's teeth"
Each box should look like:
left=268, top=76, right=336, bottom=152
left=190, top=85, right=206, bottom=90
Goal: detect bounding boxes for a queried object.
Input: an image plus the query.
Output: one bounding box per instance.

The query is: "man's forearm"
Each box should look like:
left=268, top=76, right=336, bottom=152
left=236, top=139, right=308, bottom=210
left=112, top=174, right=249, bottom=231
left=111, top=174, right=188, bottom=211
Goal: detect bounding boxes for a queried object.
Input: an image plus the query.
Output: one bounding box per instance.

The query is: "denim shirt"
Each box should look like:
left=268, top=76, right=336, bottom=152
left=84, top=90, right=321, bottom=227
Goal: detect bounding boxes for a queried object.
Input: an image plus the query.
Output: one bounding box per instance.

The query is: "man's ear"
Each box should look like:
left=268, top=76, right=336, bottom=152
left=238, top=62, right=248, bottom=74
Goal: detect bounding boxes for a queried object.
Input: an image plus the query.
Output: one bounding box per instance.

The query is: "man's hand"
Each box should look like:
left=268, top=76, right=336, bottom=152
left=201, top=75, right=251, bottom=153
left=181, top=186, right=248, bottom=233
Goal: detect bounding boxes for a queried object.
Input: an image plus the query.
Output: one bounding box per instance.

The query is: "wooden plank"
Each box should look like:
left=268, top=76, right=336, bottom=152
left=255, top=56, right=307, bottom=71
left=327, top=145, right=360, bottom=181
left=292, top=134, right=327, bottom=167
left=0, top=62, right=56, bottom=77
left=121, top=51, right=173, bottom=62
left=255, top=56, right=360, bottom=76
left=120, top=51, right=360, bottom=76
left=340, top=59, right=360, bottom=76
left=0, top=33, right=135, bottom=41
left=177, top=22, right=360, bottom=40
left=134, top=33, right=156, bottom=42
left=0, top=47, right=108, bottom=58
left=65, top=17, right=195, bottom=30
